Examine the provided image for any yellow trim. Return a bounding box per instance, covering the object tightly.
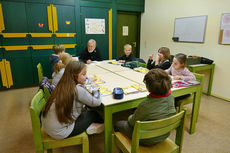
[47,5,53,32]
[55,33,76,37]
[29,33,53,37]
[0,60,8,88]
[31,45,53,50]
[5,60,13,88]
[52,5,58,32]
[3,45,28,51]
[0,4,5,33]
[62,44,77,48]
[108,9,112,60]
[1,33,27,38]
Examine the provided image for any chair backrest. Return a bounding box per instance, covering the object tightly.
[43,86,51,101]
[30,89,46,152]
[193,73,204,91]
[37,63,44,84]
[131,110,186,153]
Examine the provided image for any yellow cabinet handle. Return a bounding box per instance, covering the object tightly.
[52,5,58,33]
[5,60,13,88]
[47,4,54,33]
[0,4,5,33]
[0,59,8,88]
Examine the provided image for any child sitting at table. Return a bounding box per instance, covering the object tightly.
[49,45,65,71]
[165,53,196,81]
[114,69,176,145]
[147,47,171,70]
[117,44,136,63]
[52,52,73,86]
[165,53,196,102]
[42,61,104,140]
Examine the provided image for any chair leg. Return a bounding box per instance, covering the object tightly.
[82,135,89,153]
[47,149,53,153]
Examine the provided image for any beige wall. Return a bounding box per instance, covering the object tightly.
[140,0,230,100]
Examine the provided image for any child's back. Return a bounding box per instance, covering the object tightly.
[115,69,176,145]
[50,45,65,71]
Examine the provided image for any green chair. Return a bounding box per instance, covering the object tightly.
[30,89,89,153]
[176,73,204,113]
[37,63,44,84]
[112,110,187,153]
[43,86,50,101]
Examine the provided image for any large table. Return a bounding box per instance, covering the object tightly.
[87,61,203,153]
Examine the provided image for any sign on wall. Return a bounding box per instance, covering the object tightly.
[219,13,230,44]
[85,18,105,34]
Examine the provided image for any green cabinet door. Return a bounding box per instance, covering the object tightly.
[1,1,29,46]
[32,49,54,83]
[4,49,34,88]
[54,4,77,56]
[80,7,109,60]
[26,2,55,82]
[26,3,54,45]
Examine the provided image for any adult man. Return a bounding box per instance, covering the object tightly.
[79,39,102,64]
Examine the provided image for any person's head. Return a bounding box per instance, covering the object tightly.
[124,44,132,57]
[158,47,171,61]
[172,53,187,70]
[54,53,72,73]
[43,61,87,124]
[143,69,171,95]
[53,45,65,55]
[87,39,96,53]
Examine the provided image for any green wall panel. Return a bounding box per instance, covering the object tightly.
[65,48,77,56]
[26,3,51,33]
[55,4,76,33]
[49,0,75,6]
[4,49,34,87]
[29,37,55,45]
[1,1,28,33]
[1,37,29,46]
[32,49,53,82]
[80,0,112,2]
[80,7,109,60]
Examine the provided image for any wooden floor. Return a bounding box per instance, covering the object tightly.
[0,86,230,153]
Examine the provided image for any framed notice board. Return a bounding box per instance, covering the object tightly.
[173,15,207,43]
[219,13,230,44]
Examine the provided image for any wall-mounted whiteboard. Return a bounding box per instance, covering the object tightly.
[173,15,207,43]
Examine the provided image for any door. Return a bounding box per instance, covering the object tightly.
[80,7,109,60]
[116,12,139,58]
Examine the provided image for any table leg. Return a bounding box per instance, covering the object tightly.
[104,106,113,153]
[207,65,215,96]
[190,85,202,134]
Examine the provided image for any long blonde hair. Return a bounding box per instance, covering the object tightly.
[54,52,72,73]
[43,61,86,124]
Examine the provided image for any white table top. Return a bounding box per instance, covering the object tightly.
[86,60,184,106]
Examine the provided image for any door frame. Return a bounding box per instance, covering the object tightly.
[116,11,141,58]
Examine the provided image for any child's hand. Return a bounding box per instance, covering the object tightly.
[92,77,97,82]
[118,60,125,63]
[155,54,159,61]
[87,60,92,64]
[149,54,153,60]
[173,75,182,80]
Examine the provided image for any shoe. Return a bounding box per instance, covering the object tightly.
[86,123,104,135]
